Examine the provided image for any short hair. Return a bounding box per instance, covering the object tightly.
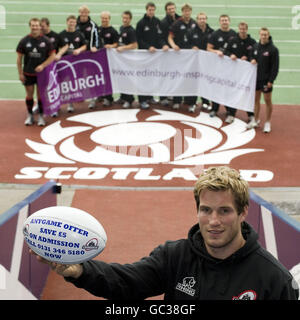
[181,3,192,11]
[219,14,230,21]
[41,17,50,26]
[101,11,111,19]
[194,166,249,215]
[29,18,40,26]
[238,21,248,29]
[165,1,176,11]
[197,12,207,19]
[67,15,77,21]
[122,10,132,20]
[260,27,270,34]
[146,2,156,9]
[79,5,90,13]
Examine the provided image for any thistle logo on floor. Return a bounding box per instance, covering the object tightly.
[15,109,274,183]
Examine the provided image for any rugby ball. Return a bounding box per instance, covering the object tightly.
[23,206,107,264]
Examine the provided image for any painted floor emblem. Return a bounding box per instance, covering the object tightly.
[24,109,263,166]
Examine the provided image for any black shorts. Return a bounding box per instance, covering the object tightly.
[256,80,273,93]
[23,74,37,86]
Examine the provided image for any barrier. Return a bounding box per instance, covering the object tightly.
[248,191,300,286]
[0,181,60,299]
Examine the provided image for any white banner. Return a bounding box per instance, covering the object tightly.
[107,49,257,112]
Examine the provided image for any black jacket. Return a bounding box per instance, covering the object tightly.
[76,16,99,50]
[66,222,298,300]
[226,34,256,61]
[251,36,279,83]
[187,23,214,50]
[160,13,181,45]
[136,14,166,49]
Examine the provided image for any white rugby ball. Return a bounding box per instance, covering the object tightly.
[23,206,107,264]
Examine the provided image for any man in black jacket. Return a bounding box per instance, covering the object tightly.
[247,27,279,133]
[207,14,237,122]
[226,22,256,124]
[136,2,169,109]
[32,166,298,300]
[159,1,180,107]
[116,11,138,109]
[88,11,119,109]
[187,12,214,111]
[168,3,197,113]
[76,5,99,51]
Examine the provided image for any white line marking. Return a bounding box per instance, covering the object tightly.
[261,206,278,259]
[10,205,28,279]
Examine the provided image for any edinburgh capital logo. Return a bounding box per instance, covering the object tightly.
[15,109,274,183]
[39,50,111,115]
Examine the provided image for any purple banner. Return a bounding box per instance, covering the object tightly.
[37,49,112,115]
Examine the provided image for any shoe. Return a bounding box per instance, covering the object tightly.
[140,101,150,110]
[51,111,58,118]
[24,114,34,126]
[67,103,74,112]
[37,114,46,126]
[246,118,260,129]
[148,98,158,105]
[225,115,235,124]
[188,104,196,113]
[88,99,96,109]
[263,121,271,133]
[202,103,212,111]
[172,103,180,110]
[122,101,131,109]
[209,111,216,117]
[103,98,112,107]
[115,98,124,104]
[160,99,169,106]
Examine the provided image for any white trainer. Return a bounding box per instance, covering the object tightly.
[88,99,96,109]
[263,121,271,133]
[246,118,260,129]
[225,115,235,124]
[67,103,74,112]
[172,103,180,110]
[188,104,196,113]
[37,114,46,126]
[24,114,34,126]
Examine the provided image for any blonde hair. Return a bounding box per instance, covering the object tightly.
[181,3,192,11]
[194,166,249,214]
[79,5,90,13]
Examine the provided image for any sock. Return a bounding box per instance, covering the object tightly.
[38,100,43,115]
[25,98,34,114]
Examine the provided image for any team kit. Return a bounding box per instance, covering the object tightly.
[16,2,279,132]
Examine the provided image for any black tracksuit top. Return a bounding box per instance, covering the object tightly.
[136,14,166,49]
[251,36,279,83]
[66,222,298,300]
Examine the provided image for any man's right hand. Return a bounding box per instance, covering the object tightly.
[30,249,83,279]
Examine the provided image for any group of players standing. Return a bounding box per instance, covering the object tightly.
[16,2,279,133]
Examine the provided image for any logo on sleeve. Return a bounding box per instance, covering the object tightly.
[232,290,257,300]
